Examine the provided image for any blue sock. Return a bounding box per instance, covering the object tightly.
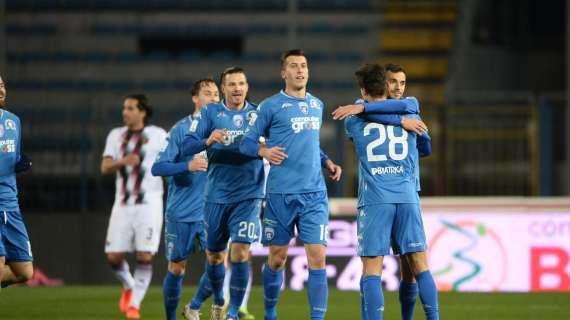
[307,268,328,320]
[190,272,212,310]
[362,275,384,320]
[263,264,283,320]
[360,277,367,320]
[399,281,418,320]
[415,271,439,320]
[228,261,249,317]
[163,271,184,320]
[206,261,225,306]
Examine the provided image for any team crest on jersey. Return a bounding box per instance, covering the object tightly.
[246,110,257,126]
[233,114,244,128]
[265,227,275,241]
[309,98,320,109]
[298,102,309,114]
[281,102,293,109]
[5,119,16,130]
[0,124,3,137]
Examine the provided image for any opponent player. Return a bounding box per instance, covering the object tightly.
[151,79,220,320]
[343,64,438,320]
[101,94,167,319]
[181,67,264,320]
[0,74,34,288]
[239,49,342,320]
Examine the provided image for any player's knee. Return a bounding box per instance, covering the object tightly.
[268,254,287,270]
[135,252,154,264]
[168,261,186,276]
[307,254,326,269]
[106,254,124,268]
[206,251,225,265]
[406,252,429,275]
[230,244,249,263]
[17,267,33,283]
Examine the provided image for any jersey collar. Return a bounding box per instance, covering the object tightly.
[221,100,250,112]
[280,90,309,101]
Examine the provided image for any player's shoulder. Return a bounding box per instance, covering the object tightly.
[306,92,324,106]
[170,115,192,132]
[145,125,167,137]
[1,109,20,121]
[246,100,258,110]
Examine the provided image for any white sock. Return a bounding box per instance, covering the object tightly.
[223,266,231,303]
[130,263,152,308]
[113,260,135,289]
[241,269,253,309]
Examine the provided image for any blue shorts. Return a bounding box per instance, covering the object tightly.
[164,219,206,262]
[0,210,33,262]
[357,203,427,257]
[204,199,262,252]
[262,191,329,246]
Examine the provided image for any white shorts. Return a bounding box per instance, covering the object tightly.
[105,200,163,254]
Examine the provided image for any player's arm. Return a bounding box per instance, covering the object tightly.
[332,97,418,120]
[417,132,432,157]
[362,97,419,114]
[100,129,140,175]
[240,101,287,164]
[14,117,31,173]
[152,126,207,177]
[181,108,226,156]
[320,149,342,181]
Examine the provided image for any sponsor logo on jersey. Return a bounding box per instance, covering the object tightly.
[298,102,309,114]
[0,139,16,153]
[371,166,404,175]
[290,116,320,133]
[5,119,16,130]
[233,114,244,128]
[217,111,226,118]
[281,102,293,109]
[0,124,3,137]
[223,129,245,146]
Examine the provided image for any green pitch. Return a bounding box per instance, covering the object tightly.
[0,286,568,319]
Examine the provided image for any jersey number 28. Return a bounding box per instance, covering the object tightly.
[363,123,408,161]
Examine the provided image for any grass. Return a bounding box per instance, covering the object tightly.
[0,286,568,319]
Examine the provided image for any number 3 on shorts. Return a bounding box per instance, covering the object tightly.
[238,221,257,239]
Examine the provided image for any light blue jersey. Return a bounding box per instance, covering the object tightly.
[243,91,326,194]
[154,114,206,222]
[0,109,21,211]
[188,101,264,203]
[345,114,420,207]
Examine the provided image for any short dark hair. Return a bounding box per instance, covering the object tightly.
[355,64,386,97]
[280,49,306,67]
[219,66,246,85]
[191,78,216,97]
[125,93,152,124]
[384,63,406,75]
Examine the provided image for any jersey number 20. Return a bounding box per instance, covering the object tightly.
[363,123,408,161]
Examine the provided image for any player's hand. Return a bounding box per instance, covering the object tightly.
[401,118,428,135]
[259,146,288,165]
[122,154,141,166]
[188,155,208,172]
[325,160,342,181]
[332,104,365,120]
[206,129,227,146]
